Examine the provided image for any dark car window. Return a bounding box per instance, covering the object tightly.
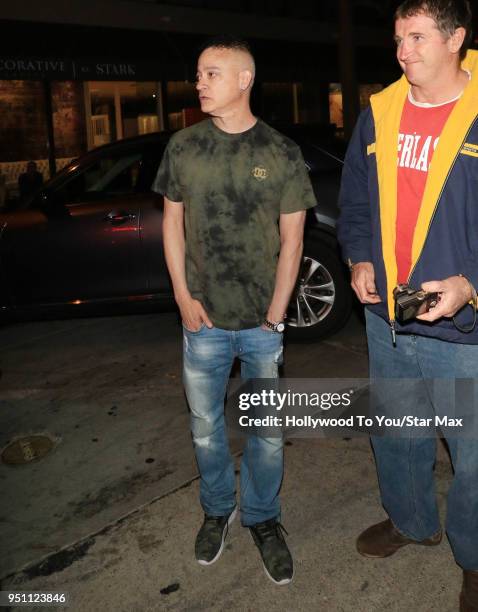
[138,146,165,192]
[310,144,344,171]
[52,152,143,204]
[270,122,345,173]
[300,141,344,173]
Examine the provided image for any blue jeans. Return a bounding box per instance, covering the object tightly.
[182,324,284,527]
[366,309,478,569]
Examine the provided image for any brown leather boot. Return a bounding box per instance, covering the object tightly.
[356,519,442,558]
[460,570,478,611]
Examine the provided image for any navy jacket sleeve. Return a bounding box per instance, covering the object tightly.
[337,107,374,265]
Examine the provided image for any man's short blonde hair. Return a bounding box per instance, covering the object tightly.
[198,35,255,78]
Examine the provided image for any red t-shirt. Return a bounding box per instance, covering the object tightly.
[396,96,457,283]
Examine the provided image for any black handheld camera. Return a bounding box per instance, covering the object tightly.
[393,284,439,323]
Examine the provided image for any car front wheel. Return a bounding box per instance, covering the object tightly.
[285,238,352,341]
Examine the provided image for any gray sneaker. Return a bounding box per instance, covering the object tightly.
[195,507,237,565]
[249,519,293,585]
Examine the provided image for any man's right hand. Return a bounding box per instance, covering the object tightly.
[351,262,382,304]
[177,294,213,331]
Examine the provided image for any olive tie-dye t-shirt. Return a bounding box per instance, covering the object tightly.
[153,118,316,330]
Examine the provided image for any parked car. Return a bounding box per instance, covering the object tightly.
[0,125,351,341]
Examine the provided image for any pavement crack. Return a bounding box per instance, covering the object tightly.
[12,538,96,582]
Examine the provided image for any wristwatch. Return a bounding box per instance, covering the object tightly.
[347,258,355,272]
[263,319,285,333]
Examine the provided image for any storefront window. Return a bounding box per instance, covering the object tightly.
[329,83,384,129]
[85,81,162,149]
[121,82,159,137]
[1,80,45,204]
[167,81,204,129]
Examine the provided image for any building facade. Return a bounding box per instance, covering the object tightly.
[1,0,440,199]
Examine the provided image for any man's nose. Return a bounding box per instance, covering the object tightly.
[196,77,206,91]
[397,41,412,61]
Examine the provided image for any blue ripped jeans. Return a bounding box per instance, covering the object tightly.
[366,309,478,570]
[183,324,284,526]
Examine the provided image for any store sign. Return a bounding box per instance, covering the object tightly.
[0,57,73,79]
[78,62,138,79]
[0,56,165,81]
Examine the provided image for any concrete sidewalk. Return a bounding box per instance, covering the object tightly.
[0,311,462,611]
[3,436,458,612]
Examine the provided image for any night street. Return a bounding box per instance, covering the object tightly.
[2,0,478,609]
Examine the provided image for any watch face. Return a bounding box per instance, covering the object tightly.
[276,322,285,333]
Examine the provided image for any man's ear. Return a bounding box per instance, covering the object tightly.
[448,26,466,54]
[239,69,253,91]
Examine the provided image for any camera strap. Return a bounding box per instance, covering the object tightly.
[453,274,477,333]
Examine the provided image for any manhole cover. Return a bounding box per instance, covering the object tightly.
[1,435,56,465]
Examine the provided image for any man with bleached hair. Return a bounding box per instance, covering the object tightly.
[154,35,316,585]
